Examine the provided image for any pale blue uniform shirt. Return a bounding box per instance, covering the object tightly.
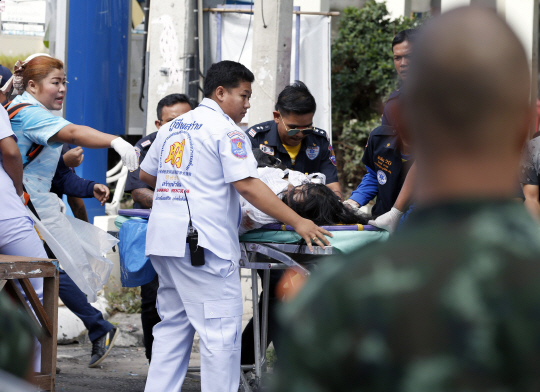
[141,98,259,262]
[8,92,71,196]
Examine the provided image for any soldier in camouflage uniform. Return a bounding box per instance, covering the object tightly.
[0,291,36,380]
[273,7,540,392]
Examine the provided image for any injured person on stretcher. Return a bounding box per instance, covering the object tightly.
[239,163,371,235]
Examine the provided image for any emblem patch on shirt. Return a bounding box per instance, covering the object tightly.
[231,138,247,159]
[134,146,141,159]
[377,170,387,185]
[248,129,256,137]
[306,146,319,160]
[141,140,152,148]
[329,146,336,166]
[259,144,274,156]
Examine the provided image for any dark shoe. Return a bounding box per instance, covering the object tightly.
[88,328,119,368]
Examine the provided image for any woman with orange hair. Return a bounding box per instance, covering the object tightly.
[4,53,137,368]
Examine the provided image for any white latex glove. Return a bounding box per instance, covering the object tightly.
[368,207,403,234]
[343,199,360,208]
[110,137,139,171]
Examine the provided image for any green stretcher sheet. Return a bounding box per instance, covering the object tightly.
[115,216,389,254]
[239,229,389,254]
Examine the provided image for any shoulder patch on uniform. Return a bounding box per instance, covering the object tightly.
[134,146,141,159]
[248,129,257,137]
[329,145,336,166]
[227,130,245,139]
[141,140,151,148]
[377,170,387,185]
[231,138,248,159]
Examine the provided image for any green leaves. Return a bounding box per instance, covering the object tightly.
[332,0,422,190]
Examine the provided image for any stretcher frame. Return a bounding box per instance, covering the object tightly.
[187,241,336,392]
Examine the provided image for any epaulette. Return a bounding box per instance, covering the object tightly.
[312,127,330,141]
[370,125,397,136]
[247,122,272,138]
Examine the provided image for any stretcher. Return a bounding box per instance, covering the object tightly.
[116,210,389,391]
[233,227,388,391]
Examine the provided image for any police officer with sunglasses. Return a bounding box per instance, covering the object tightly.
[246,81,341,199]
[242,81,341,367]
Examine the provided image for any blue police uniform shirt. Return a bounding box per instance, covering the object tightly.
[381,89,401,127]
[51,144,96,199]
[360,125,412,218]
[125,132,157,209]
[246,120,338,184]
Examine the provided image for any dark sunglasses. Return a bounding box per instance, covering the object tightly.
[279,113,314,136]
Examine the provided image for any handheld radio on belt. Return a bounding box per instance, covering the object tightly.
[184,193,205,266]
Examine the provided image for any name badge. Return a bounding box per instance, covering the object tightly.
[259,144,274,156]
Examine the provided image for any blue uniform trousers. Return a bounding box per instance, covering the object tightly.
[58,269,113,342]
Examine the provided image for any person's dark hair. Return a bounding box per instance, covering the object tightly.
[281,183,370,225]
[392,29,417,49]
[156,93,195,121]
[275,81,316,116]
[203,60,254,98]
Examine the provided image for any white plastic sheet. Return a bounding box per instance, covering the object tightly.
[28,192,117,303]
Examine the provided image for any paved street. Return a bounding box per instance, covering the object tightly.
[56,343,202,391]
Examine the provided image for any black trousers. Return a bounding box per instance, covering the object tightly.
[241,268,284,365]
[140,275,160,361]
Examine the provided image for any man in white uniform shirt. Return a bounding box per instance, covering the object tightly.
[140,60,331,392]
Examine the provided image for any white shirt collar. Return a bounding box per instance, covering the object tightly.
[199,97,232,123]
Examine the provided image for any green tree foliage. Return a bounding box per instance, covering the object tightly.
[332,1,421,190]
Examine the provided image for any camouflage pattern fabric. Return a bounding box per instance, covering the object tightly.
[273,200,540,392]
[0,291,37,379]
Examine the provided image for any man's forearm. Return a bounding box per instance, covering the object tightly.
[3,154,23,195]
[132,188,154,209]
[326,182,342,200]
[0,137,24,195]
[68,196,89,222]
[524,198,540,221]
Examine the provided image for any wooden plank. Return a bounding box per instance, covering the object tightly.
[19,278,53,337]
[0,254,54,263]
[40,272,58,391]
[4,280,42,332]
[0,261,57,280]
[33,374,54,391]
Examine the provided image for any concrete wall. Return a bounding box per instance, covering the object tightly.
[145,0,192,134]
[0,34,48,57]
